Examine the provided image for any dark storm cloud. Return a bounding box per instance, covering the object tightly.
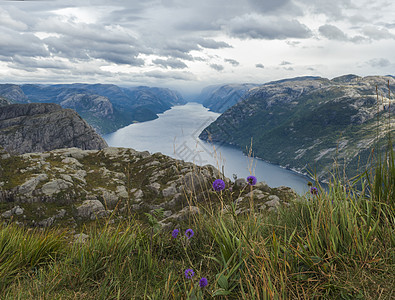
[224,59,239,66]
[227,14,312,39]
[319,24,348,41]
[255,63,265,68]
[210,64,224,71]
[152,58,188,69]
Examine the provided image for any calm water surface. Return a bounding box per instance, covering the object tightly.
[103,103,310,194]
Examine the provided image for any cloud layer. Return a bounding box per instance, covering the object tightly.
[0,0,394,92]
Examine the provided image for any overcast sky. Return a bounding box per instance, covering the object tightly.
[0,0,394,95]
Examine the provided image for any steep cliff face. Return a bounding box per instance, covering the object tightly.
[198,83,259,113]
[0,103,108,154]
[0,96,11,107]
[200,75,394,180]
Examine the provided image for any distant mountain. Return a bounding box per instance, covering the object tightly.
[197,83,259,113]
[0,103,107,154]
[199,75,394,181]
[0,84,186,134]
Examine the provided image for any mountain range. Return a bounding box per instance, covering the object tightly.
[199,75,394,181]
[0,84,185,134]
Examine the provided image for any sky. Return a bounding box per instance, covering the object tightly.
[0,0,394,96]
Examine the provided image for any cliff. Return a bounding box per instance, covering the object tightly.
[0,103,108,154]
[199,75,395,181]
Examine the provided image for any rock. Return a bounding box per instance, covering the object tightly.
[266,195,281,208]
[162,185,177,197]
[255,181,271,192]
[13,206,24,215]
[1,209,13,218]
[38,216,55,227]
[61,157,83,168]
[169,206,200,222]
[116,185,128,198]
[76,200,106,219]
[0,103,108,155]
[163,210,173,218]
[18,174,48,195]
[149,182,161,194]
[134,189,143,199]
[102,190,119,207]
[235,178,247,187]
[41,179,73,196]
[74,233,89,244]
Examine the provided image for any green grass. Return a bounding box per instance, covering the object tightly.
[0,150,393,299]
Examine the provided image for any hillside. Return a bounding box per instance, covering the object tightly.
[0,103,107,154]
[199,75,395,181]
[198,83,259,113]
[0,84,186,134]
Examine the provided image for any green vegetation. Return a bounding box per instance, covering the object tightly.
[0,140,393,299]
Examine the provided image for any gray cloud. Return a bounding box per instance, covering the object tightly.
[224,59,239,66]
[144,70,196,81]
[367,58,391,68]
[197,39,232,49]
[255,63,265,68]
[362,26,395,40]
[227,14,312,39]
[319,24,348,41]
[280,61,292,65]
[210,64,224,71]
[152,58,188,69]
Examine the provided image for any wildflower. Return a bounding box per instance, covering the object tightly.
[310,187,318,195]
[213,179,225,191]
[185,228,194,239]
[171,229,179,239]
[247,175,257,186]
[185,268,195,279]
[199,277,208,288]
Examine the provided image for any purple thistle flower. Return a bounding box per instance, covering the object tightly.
[247,175,257,186]
[310,187,318,195]
[199,277,208,288]
[212,179,225,191]
[171,229,179,239]
[185,228,194,239]
[184,268,195,279]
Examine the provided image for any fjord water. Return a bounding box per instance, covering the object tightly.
[103,102,309,194]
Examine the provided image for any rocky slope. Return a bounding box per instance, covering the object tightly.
[0,103,108,154]
[200,75,395,181]
[198,83,259,113]
[0,147,296,231]
[0,84,186,134]
[0,96,11,107]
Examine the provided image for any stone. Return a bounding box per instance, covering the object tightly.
[1,209,12,218]
[12,206,24,215]
[74,233,89,244]
[41,179,73,196]
[61,157,83,168]
[116,185,128,198]
[149,182,161,194]
[76,200,106,219]
[38,216,55,227]
[162,185,177,197]
[18,174,48,195]
[266,195,281,208]
[235,178,246,187]
[170,206,200,222]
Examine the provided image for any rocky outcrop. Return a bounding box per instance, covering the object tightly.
[0,103,108,154]
[0,84,28,103]
[200,75,395,181]
[0,146,297,230]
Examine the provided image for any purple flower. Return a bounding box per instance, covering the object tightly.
[171,229,179,239]
[199,277,208,288]
[310,187,318,195]
[185,268,195,279]
[185,229,194,239]
[213,179,225,191]
[247,175,257,186]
